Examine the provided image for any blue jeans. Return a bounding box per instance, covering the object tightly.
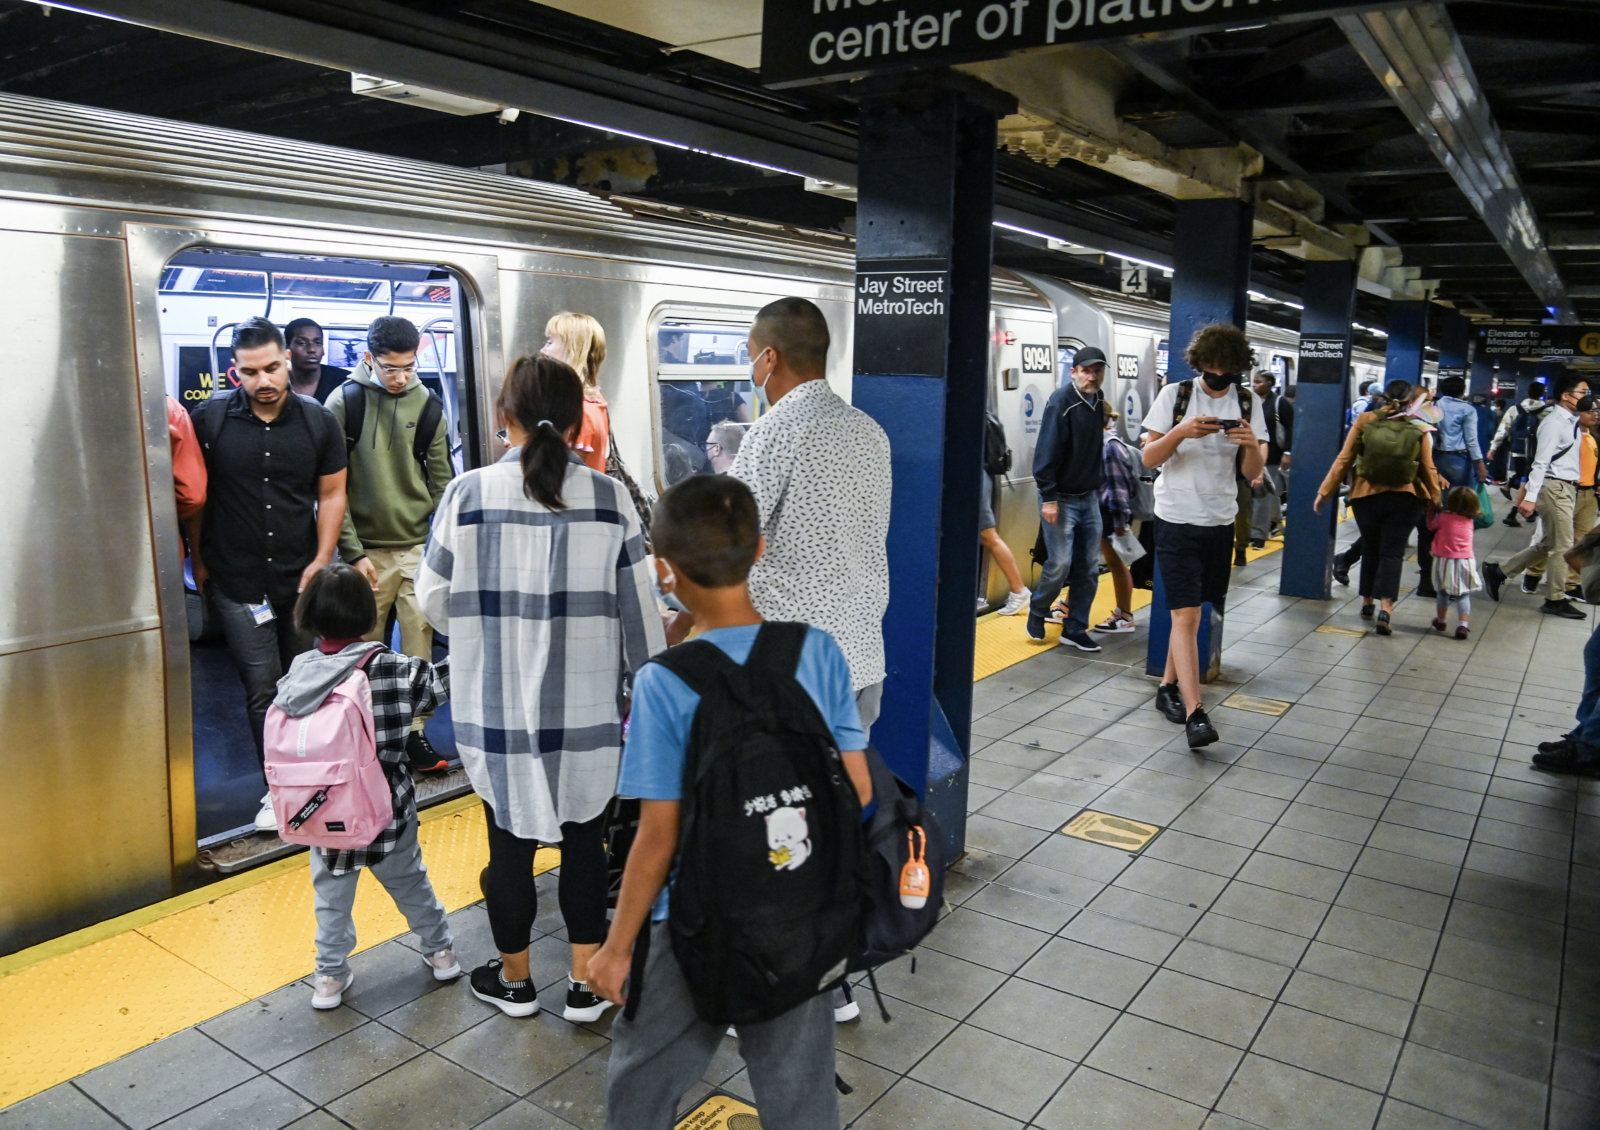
[1029,494,1102,633]
[1573,626,1600,755]
[1434,451,1474,491]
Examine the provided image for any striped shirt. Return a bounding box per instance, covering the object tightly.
[416,455,665,842]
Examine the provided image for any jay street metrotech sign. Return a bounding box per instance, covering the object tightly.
[760,0,1405,86]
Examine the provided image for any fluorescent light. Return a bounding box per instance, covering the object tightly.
[1118,253,1168,272]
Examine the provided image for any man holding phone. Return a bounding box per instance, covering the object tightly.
[1141,324,1267,749]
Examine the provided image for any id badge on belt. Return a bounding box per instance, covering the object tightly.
[248,599,276,626]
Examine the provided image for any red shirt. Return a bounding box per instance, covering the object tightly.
[574,393,610,473]
[166,396,207,522]
[1427,509,1475,559]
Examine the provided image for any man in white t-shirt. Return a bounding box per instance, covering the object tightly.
[1141,324,1268,749]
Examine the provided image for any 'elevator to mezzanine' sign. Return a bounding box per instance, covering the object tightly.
[761,0,1391,86]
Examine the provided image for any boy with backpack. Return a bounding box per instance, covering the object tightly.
[266,563,459,1010]
[587,475,873,1130]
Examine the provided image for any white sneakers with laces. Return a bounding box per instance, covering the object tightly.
[1092,610,1136,634]
[255,794,278,833]
[997,590,1029,616]
[310,970,353,1010]
[423,948,462,982]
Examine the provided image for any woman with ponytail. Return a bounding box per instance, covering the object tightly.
[417,354,665,1022]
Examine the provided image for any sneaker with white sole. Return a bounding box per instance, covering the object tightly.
[1092,610,1135,633]
[1047,599,1070,623]
[422,948,462,982]
[310,970,353,1010]
[834,983,860,1022]
[998,590,1030,616]
[1059,629,1102,652]
[255,795,278,833]
[470,959,540,1017]
[563,977,613,1022]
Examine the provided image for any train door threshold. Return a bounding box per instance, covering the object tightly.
[196,766,474,874]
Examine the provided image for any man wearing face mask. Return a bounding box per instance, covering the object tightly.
[1026,347,1109,651]
[1141,325,1268,749]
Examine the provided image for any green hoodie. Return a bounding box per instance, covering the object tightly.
[328,360,454,562]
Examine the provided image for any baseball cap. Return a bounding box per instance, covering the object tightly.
[1073,346,1107,367]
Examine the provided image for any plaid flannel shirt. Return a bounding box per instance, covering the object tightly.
[319,650,449,876]
[1100,436,1139,530]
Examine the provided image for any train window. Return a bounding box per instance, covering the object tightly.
[269,273,383,302]
[1057,340,1085,389]
[187,268,268,295]
[652,317,758,489]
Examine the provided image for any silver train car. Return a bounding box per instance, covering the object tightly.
[0,91,1374,953]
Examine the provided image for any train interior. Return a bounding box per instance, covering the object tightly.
[157,248,475,852]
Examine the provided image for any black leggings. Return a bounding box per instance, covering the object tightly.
[482,802,609,953]
[1351,492,1422,602]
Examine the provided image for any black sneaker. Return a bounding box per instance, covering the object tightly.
[1234,548,1249,568]
[1521,574,1541,596]
[1541,599,1586,620]
[563,977,612,1023]
[1483,563,1506,602]
[1059,628,1102,653]
[1568,585,1588,604]
[1154,683,1186,724]
[1538,736,1575,754]
[1250,538,1265,550]
[1503,513,1522,528]
[1375,610,1392,636]
[1332,556,1351,587]
[1531,747,1600,777]
[406,730,449,772]
[1185,708,1219,750]
[1499,484,1515,501]
[470,960,539,1017]
[1025,615,1047,643]
[1360,603,1376,620]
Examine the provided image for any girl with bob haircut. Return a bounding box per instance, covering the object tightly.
[1428,485,1482,639]
[417,354,665,1024]
[542,312,611,473]
[274,563,457,1011]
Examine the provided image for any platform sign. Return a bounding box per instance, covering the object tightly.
[853,257,951,376]
[1474,325,1600,360]
[1120,265,1150,295]
[1298,334,1348,385]
[761,0,1395,86]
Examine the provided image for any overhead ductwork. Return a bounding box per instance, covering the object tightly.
[1337,5,1576,323]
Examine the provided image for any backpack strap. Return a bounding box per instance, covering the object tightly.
[1239,386,1254,423]
[193,395,227,461]
[340,381,365,453]
[414,392,444,469]
[745,622,809,681]
[649,638,742,699]
[1171,379,1193,429]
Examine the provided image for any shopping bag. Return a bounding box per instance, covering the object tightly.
[1110,527,1146,566]
[1473,482,1496,530]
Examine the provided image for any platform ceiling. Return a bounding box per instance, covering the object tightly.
[2,0,1596,334]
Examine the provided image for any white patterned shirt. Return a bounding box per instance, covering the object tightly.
[729,378,892,691]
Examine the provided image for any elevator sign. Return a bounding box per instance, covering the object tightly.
[854,258,952,375]
[761,0,1389,86]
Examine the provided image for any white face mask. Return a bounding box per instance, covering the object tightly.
[750,347,772,408]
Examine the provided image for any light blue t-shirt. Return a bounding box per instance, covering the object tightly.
[618,623,867,921]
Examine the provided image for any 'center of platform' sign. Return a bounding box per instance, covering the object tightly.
[761,0,1390,85]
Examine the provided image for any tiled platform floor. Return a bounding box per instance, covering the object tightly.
[5,516,1597,1130]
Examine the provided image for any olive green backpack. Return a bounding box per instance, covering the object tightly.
[1356,416,1422,487]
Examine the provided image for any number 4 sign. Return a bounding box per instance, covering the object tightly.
[1120,265,1149,295]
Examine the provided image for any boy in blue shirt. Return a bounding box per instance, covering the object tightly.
[587,475,872,1130]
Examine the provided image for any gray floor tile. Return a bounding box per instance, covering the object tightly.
[1335,875,1452,931]
[1277,802,1377,844]
[325,1050,517,1130]
[1547,1088,1597,1130]
[1217,1054,1383,1130]
[1352,847,1462,897]
[1086,1014,1244,1106]
[909,1024,1073,1121]
[1211,880,1331,938]
[1317,907,1441,970]
[1060,909,1183,964]
[964,813,1053,858]
[952,848,1021,882]
[851,1078,1022,1130]
[1280,970,1415,1038]
[1172,808,1273,849]
[1188,912,1311,968]
[1474,816,1574,860]
[1298,942,1427,1001]
[1296,782,1390,818]
[970,759,1034,789]
[1387,1044,1548,1130]
[199,985,368,1071]
[1234,853,1347,903]
[1009,770,1109,808]
[1419,972,1558,1031]
[269,1021,425,1106]
[979,791,1082,831]
[960,882,1080,933]
[1024,833,1138,883]
[1033,1067,1208,1130]
[1084,786,1191,826]
[1115,856,1230,907]
[471,1101,584,1130]
[833,996,959,1073]
[76,1029,258,1130]
[1374,1099,1480,1130]
[1163,939,1294,999]
[1143,830,1252,878]
[1017,937,1157,1009]
[1251,1004,1402,1091]
[1365,824,1471,868]
[1430,933,1563,1005]
[994,860,1104,906]
[1378,800,1478,840]
[151,1075,311,1130]
[434,1011,606,1096]
[0,1084,122,1130]
[1406,1005,1553,1082]
[1129,968,1273,1048]
[966,978,1117,1061]
[920,907,1051,973]
[1443,899,1565,957]
[1087,886,1204,936]
[868,947,1006,1020]
[1552,1044,1600,1098]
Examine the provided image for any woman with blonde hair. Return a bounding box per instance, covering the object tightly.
[542,312,611,472]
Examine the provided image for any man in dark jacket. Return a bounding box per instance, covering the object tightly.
[1026,346,1108,651]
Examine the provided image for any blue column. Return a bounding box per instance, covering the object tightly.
[1146,198,1252,680]
[1436,307,1469,381]
[1469,350,1494,398]
[1385,301,1427,386]
[851,89,997,859]
[1281,260,1358,599]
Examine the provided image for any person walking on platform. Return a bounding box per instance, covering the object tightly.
[285,317,350,403]
[1315,379,1443,636]
[1484,374,1593,619]
[1092,405,1140,634]
[1141,325,1267,749]
[1026,346,1109,652]
[329,316,455,771]
[1427,487,1483,640]
[980,466,1030,616]
[1487,380,1549,527]
[542,311,612,473]
[1248,370,1293,549]
[1432,376,1488,492]
[275,564,459,1011]
[1519,396,1598,600]
[1531,528,1600,776]
[417,355,665,1022]
[190,316,348,833]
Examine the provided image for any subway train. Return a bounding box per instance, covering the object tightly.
[0,90,1387,954]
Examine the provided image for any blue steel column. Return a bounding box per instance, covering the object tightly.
[1469,350,1494,398]
[852,90,997,858]
[1281,260,1358,599]
[1145,198,1252,680]
[1385,301,1427,385]
[1437,307,1469,379]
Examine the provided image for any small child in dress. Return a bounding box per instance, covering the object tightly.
[1427,486,1482,640]
[273,563,460,1010]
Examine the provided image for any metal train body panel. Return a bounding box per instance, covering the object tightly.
[0,91,1377,951]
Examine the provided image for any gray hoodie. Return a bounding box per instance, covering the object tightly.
[273,642,384,718]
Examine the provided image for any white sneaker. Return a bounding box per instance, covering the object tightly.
[998,590,1030,616]
[311,971,353,1010]
[834,984,860,1022]
[422,948,462,982]
[1092,610,1136,634]
[254,796,278,833]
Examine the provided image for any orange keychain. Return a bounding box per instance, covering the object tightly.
[899,826,931,909]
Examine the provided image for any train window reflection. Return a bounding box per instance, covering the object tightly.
[269,274,383,302]
[653,318,757,489]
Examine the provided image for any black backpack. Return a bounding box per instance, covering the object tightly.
[651,622,868,1025]
[340,380,445,474]
[850,747,945,973]
[1510,402,1551,466]
[983,411,1012,477]
[192,389,334,462]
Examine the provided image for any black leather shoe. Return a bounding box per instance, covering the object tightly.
[1483,563,1506,602]
[1416,580,1438,599]
[1537,736,1575,754]
[1186,708,1219,750]
[1503,513,1522,528]
[1332,557,1351,586]
[1531,747,1600,777]
[1234,548,1249,568]
[1541,599,1586,620]
[1360,603,1375,620]
[1375,610,1393,636]
[1155,683,1186,724]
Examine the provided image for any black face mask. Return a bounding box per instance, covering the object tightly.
[1202,371,1239,392]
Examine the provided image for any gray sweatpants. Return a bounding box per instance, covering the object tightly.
[605,921,839,1130]
[308,819,452,980]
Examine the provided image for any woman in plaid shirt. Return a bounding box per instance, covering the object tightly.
[418,355,666,1022]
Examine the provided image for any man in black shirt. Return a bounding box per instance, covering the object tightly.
[1027,346,1108,652]
[1247,370,1294,548]
[193,316,348,831]
[287,317,351,403]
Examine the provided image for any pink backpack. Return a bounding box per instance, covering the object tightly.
[264,648,393,849]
